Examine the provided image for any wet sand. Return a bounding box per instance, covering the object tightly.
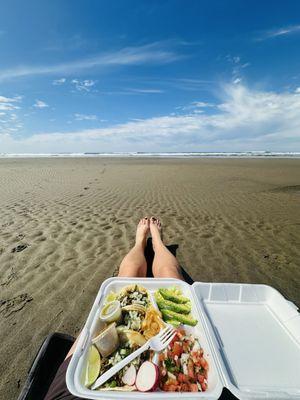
[0,157,299,399]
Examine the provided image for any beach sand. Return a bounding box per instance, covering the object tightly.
[0,157,299,399]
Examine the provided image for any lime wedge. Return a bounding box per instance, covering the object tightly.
[85,345,101,387]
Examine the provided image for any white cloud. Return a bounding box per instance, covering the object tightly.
[0,95,21,111]
[74,113,97,121]
[33,100,49,108]
[178,101,214,113]
[0,42,181,81]
[127,88,164,94]
[0,95,17,103]
[71,79,96,92]
[0,96,22,134]
[1,83,300,152]
[257,25,300,41]
[191,101,214,108]
[52,78,66,85]
[295,87,300,94]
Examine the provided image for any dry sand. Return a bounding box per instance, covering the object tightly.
[0,157,299,399]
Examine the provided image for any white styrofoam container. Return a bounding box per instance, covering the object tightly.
[192,282,300,399]
[66,278,300,399]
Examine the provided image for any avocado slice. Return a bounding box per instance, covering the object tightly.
[164,318,181,327]
[159,288,190,304]
[154,292,191,314]
[161,309,198,327]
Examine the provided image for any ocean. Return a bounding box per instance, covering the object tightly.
[0,152,300,158]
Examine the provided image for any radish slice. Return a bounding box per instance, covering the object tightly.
[136,361,159,392]
[122,364,136,386]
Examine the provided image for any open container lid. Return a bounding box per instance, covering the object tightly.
[191,282,300,400]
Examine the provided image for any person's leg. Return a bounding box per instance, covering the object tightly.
[118,217,149,278]
[64,218,149,361]
[150,217,183,280]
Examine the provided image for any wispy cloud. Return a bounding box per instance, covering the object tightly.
[176,101,214,113]
[0,95,21,111]
[0,42,182,81]
[33,99,49,108]
[191,101,214,108]
[256,25,300,41]
[71,79,96,92]
[0,95,22,134]
[225,55,250,83]
[2,83,300,152]
[145,78,214,92]
[74,113,97,121]
[52,78,66,85]
[127,88,164,94]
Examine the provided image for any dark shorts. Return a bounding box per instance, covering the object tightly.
[44,357,81,400]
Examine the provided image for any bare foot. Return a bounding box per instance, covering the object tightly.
[150,217,163,250]
[136,217,150,247]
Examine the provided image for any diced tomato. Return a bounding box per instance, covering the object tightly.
[201,382,207,391]
[180,383,190,392]
[172,342,183,357]
[200,357,209,370]
[178,373,188,383]
[176,327,185,338]
[170,333,180,345]
[163,384,179,392]
[189,383,199,392]
[197,373,205,383]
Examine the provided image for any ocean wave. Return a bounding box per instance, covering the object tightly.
[0,152,300,158]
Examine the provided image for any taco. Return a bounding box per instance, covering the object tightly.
[121,304,146,313]
[117,284,150,308]
[116,326,147,346]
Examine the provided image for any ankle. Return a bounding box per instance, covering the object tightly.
[135,238,146,248]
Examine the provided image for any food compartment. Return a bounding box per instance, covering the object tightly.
[67,278,223,399]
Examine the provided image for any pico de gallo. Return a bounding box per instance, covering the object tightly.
[159,327,209,392]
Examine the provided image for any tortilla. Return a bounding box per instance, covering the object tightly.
[122,304,146,313]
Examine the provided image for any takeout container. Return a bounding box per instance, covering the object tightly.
[66,278,300,399]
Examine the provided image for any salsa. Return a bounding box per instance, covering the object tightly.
[159,327,209,392]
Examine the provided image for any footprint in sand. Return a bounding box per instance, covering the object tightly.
[11,243,29,253]
[0,269,18,287]
[0,293,33,318]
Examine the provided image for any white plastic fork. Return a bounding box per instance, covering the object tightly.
[91,325,175,390]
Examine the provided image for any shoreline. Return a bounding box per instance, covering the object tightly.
[1,152,300,159]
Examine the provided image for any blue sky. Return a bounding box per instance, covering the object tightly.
[0,0,300,152]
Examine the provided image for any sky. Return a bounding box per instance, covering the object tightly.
[0,0,300,153]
